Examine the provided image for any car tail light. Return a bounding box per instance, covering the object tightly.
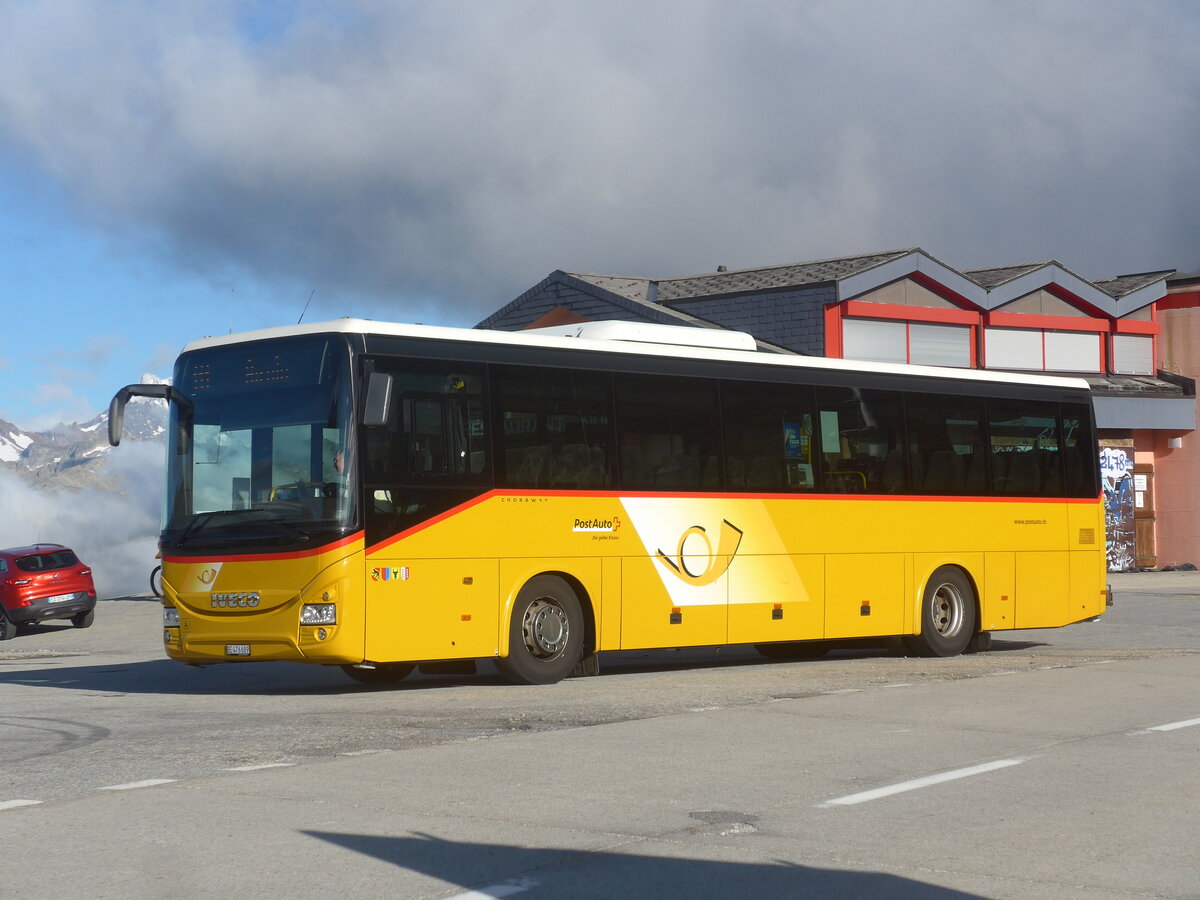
[79,568,92,576]
[6,578,31,586]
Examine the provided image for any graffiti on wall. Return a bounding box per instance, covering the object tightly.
[1100,446,1135,572]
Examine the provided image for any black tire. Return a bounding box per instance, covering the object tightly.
[151,566,163,599]
[907,566,977,658]
[71,609,95,628]
[341,663,415,685]
[496,575,584,685]
[755,640,830,660]
[0,610,16,641]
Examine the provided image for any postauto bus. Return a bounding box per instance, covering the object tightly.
[109,318,1107,685]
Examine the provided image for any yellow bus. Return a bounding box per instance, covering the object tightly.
[109,318,1106,685]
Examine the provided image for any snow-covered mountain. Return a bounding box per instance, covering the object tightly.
[0,376,168,490]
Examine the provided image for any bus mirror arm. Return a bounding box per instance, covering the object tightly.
[108,384,195,447]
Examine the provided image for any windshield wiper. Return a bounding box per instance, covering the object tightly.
[173,508,304,548]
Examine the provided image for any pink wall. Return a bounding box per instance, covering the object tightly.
[1153,306,1200,566]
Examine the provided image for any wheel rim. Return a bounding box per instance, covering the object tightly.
[522,598,569,659]
[931,582,966,638]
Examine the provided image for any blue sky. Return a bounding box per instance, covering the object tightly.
[1,0,1198,431]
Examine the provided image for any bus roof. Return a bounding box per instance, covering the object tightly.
[181,318,1093,393]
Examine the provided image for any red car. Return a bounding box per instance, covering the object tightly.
[0,544,97,639]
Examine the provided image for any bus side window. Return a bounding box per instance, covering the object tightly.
[721,380,817,492]
[988,399,1063,497]
[614,374,720,491]
[906,394,986,495]
[1062,404,1099,497]
[493,366,614,489]
[816,387,906,494]
[361,360,488,484]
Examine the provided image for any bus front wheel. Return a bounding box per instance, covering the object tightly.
[497,575,584,685]
[907,566,976,658]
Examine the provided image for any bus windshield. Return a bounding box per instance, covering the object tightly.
[163,335,357,552]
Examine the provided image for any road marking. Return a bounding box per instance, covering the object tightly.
[822,689,864,695]
[445,878,539,899]
[99,779,177,791]
[882,683,914,688]
[819,758,1026,808]
[1135,716,1200,734]
[223,763,296,772]
[0,799,42,810]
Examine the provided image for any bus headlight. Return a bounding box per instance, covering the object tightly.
[300,603,337,625]
[163,607,180,627]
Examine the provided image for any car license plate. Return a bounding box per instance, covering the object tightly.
[225,644,251,657]
[46,593,75,604]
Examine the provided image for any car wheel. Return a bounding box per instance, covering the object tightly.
[496,575,584,685]
[0,610,15,640]
[71,609,95,629]
[340,663,415,685]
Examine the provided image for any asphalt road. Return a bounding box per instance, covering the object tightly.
[1,572,1198,898]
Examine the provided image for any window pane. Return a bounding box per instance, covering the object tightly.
[906,394,987,494]
[722,381,818,492]
[816,387,906,493]
[1045,331,1101,373]
[615,375,720,490]
[989,399,1063,497]
[493,367,614,489]
[843,318,907,364]
[909,323,971,368]
[1113,334,1154,375]
[1062,403,1099,498]
[361,360,488,483]
[985,328,1043,370]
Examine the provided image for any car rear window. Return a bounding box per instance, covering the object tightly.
[14,550,80,572]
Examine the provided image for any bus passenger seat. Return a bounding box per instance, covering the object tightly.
[1005,451,1041,495]
[882,449,905,492]
[749,457,782,489]
[922,449,963,492]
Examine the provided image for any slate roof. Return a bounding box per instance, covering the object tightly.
[559,273,653,303]
[566,249,917,304]
[1093,270,1176,299]
[963,263,1053,288]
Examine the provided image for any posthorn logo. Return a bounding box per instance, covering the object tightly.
[656,520,744,586]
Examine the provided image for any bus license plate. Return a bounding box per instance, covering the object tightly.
[46,593,75,604]
[225,644,251,657]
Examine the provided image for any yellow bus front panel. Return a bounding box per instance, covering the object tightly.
[163,538,366,664]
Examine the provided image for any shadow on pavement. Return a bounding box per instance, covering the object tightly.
[304,830,985,899]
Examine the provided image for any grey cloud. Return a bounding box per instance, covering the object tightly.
[1,0,1198,323]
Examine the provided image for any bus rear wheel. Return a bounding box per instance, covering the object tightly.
[341,663,414,685]
[497,575,584,685]
[907,566,976,658]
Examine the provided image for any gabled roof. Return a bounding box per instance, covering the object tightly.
[964,263,1054,289]
[560,272,654,303]
[654,250,916,301]
[1093,270,1175,299]
[565,249,919,302]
